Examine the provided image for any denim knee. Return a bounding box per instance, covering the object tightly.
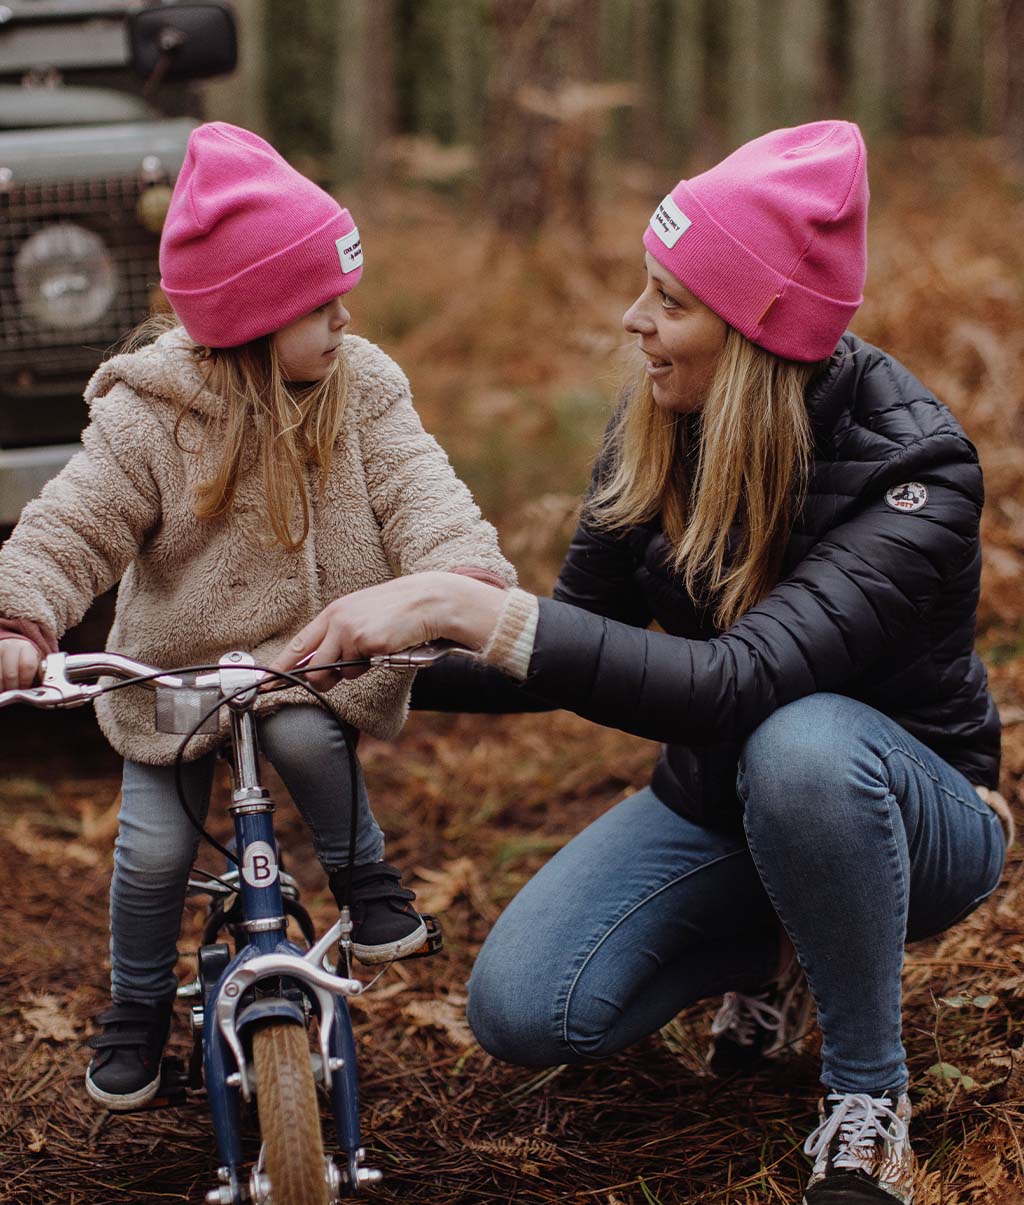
[738,693,883,832]
[467,954,568,1068]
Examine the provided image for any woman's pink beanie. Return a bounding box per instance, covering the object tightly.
[159,122,363,348]
[643,120,868,362]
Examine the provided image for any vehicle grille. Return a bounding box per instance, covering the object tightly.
[0,174,162,377]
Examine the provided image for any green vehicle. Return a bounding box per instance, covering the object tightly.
[0,0,236,528]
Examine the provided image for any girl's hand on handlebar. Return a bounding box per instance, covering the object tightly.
[0,637,43,691]
[269,572,507,691]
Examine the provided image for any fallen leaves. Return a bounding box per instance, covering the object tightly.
[21,993,80,1042]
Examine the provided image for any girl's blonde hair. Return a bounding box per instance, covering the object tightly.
[124,314,349,551]
[588,327,826,630]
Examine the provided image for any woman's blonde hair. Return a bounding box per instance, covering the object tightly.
[588,327,826,630]
[124,314,349,551]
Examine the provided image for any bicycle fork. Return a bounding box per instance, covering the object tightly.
[201,656,380,1203]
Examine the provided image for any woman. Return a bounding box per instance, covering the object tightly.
[272,121,1007,1204]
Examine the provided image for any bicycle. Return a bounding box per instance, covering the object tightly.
[0,641,472,1204]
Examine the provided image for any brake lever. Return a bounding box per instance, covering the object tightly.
[38,652,106,707]
[257,640,479,691]
[369,639,479,668]
[0,684,69,710]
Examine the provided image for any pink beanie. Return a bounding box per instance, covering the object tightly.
[642,121,868,362]
[159,122,363,348]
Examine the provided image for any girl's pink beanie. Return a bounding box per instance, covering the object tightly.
[643,120,868,362]
[159,122,363,348]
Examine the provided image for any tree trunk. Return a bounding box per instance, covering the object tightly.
[480,0,600,235]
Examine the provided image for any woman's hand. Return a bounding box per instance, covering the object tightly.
[0,638,42,692]
[268,571,508,690]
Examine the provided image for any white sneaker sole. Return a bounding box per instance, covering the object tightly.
[352,918,428,965]
[85,1066,162,1111]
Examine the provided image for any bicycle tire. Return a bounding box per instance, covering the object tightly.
[252,1020,330,1205]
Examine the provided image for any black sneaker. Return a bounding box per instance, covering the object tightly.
[85,1000,173,1111]
[803,1090,915,1203]
[330,862,428,965]
[707,956,813,1076]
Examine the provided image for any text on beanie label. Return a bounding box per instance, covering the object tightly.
[337,230,363,273]
[650,194,692,248]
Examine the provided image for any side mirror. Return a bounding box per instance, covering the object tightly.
[127,2,238,85]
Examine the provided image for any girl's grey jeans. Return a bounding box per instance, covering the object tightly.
[466,693,1006,1094]
[109,704,384,1004]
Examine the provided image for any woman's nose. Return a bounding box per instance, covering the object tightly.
[622,295,653,335]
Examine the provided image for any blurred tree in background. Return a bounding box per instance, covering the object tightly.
[204,0,1023,226]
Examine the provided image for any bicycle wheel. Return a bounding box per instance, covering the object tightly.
[252,1020,329,1205]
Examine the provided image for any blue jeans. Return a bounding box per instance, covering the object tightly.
[110,705,384,1005]
[467,694,1005,1094]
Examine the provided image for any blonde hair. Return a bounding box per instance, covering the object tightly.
[588,327,826,629]
[123,314,349,551]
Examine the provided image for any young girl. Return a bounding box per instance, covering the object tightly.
[273,121,1008,1205]
[0,122,515,1110]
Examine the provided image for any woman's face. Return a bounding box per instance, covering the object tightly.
[622,253,727,413]
[271,295,351,383]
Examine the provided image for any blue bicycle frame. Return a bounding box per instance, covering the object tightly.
[187,652,377,1205]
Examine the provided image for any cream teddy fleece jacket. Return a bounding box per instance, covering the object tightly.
[0,328,515,762]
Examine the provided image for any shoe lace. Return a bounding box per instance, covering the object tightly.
[803,1092,907,1169]
[710,990,784,1047]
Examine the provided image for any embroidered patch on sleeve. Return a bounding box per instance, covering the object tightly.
[885,482,928,512]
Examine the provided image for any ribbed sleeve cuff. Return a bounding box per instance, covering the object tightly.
[480,587,539,680]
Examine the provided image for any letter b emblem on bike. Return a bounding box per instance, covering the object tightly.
[242,841,279,887]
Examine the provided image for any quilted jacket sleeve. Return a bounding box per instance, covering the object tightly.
[0,386,163,643]
[511,431,982,745]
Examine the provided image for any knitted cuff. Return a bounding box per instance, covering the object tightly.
[480,588,539,681]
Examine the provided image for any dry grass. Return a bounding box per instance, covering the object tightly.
[2,135,1024,1203]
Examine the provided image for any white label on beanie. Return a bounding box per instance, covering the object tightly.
[337,229,363,273]
[650,195,691,248]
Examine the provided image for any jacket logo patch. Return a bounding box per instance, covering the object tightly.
[885,482,927,512]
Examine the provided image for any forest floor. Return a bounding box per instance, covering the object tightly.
[2,136,1024,1204]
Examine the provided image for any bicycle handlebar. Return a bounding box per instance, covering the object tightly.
[0,640,478,711]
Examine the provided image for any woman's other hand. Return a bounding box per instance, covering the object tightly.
[269,571,509,690]
[0,637,42,692]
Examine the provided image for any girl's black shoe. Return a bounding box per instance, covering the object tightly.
[85,1000,173,1110]
[330,861,427,965]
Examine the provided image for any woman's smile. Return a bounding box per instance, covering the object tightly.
[622,252,727,412]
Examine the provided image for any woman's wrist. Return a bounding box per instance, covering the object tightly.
[434,572,508,649]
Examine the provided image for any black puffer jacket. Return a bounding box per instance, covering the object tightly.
[414,335,1000,831]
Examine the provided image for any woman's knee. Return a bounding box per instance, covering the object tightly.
[467,955,570,1067]
[738,694,881,828]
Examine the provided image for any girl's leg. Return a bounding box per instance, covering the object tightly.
[468,786,781,1068]
[110,755,216,1005]
[738,693,1006,1095]
[258,705,384,869]
[259,706,423,963]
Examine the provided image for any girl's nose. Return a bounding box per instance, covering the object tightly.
[622,294,654,335]
[330,300,350,329]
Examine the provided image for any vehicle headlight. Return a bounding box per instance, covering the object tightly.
[14,223,118,329]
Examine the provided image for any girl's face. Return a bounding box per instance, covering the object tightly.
[271,296,351,383]
[622,253,727,413]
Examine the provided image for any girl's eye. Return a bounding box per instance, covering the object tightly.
[658,289,679,310]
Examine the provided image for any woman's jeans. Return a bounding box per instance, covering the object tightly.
[467,694,1006,1094]
[110,705,384,1005]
